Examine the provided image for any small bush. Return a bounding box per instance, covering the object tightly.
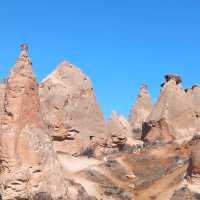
[80,146,95,158]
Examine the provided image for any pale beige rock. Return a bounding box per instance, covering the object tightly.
[129,84,153,139]
[89,112,143,158]
[39,61,107,155]
[147,75,200,140]
[108,111,131,137]
[107,111,142,146]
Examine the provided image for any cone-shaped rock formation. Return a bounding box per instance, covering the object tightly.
[129,84,153,139]
[146,74,200,141]
[39,61,107,155]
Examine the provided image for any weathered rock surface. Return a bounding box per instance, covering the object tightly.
[142,118,175,144]
[0,45,91,200]
[147,74,200,141]
[107,112,130,147]
[1,45,200,200]
[39,61,107,155]
[170,186,200,200]
[0,83,5,118]
[129,84,153,139]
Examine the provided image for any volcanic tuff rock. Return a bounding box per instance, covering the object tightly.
[107,111,143,148]
[147,74,200,141]
[129,84,153,139]
[1,44,200,200]
[142,118,175,144]
[39,61,107,155]
[0,45,90,200]
[108,111,131,138]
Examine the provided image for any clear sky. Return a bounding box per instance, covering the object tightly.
[0,0,199,118]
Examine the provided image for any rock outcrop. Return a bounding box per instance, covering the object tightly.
[39,61,107,155]
[142,118,175,144]
[129,84,153,139]
[0,44,72,199]
[146,74,200,141]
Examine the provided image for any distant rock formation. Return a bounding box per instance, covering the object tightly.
[108,111,131,137]
[146,74,200,142]
[39,61,107,155]
[129,84,153,139]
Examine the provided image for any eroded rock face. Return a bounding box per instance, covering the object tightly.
[129,84,153,139]
[88,112,144,158]
[147,75,200,141]
[108,111,131,138]
[142,118,175,144]
[0,45,68,199]
[39,61,107,155]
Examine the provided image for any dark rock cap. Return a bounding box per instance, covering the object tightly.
[164,74,182,85]
[192,84,200,90]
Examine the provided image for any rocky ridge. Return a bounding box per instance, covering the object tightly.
[0,45,199,200]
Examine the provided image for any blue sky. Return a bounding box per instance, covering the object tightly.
[0,0,200,118]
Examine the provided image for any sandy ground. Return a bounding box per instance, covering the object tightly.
[57,153,101,174]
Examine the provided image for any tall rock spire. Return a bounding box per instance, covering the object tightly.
[128,84,153,139]
[17,43,31,64]
[0,44,69,199]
